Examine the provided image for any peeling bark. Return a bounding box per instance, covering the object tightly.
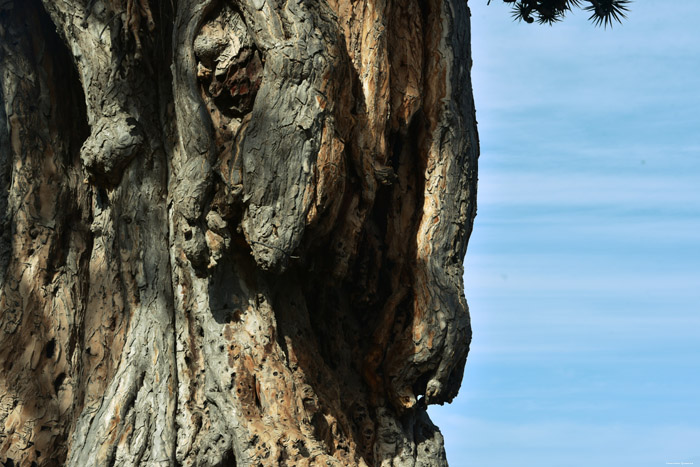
[0,0,478,464]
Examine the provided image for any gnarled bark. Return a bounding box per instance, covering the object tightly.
[0,0,478,464]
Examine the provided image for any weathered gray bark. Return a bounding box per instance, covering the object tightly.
[0,0,478,464]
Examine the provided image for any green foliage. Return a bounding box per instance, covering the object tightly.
[488,0,630,27]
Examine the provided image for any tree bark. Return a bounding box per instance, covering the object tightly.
[0,0,478,464]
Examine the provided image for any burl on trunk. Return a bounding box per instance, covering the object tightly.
[0,0,478,464]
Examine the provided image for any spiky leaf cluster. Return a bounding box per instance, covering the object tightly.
[490,0,630,27]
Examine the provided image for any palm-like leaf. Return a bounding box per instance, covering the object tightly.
[511,2,535,23]
[583,0,631,27]
[494,0,631,27]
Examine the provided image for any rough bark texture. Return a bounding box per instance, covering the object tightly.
[0,0,478,464]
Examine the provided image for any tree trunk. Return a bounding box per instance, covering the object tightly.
[0,0,478,464]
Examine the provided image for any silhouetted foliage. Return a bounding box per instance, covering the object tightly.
[489,0,630,26]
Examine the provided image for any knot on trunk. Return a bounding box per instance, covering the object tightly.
[195,5,263,119]
[80,113,143,186]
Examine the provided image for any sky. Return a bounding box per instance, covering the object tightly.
[428,1,700,466]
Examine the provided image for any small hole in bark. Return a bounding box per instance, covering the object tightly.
[184,230,193,241]
[231,309,242,322]
[53,373,66,393]
[413,373,431,399]
[44,339,56,359]
[96,188,107,208]
[218,448,236,466]
[293,440,310,458]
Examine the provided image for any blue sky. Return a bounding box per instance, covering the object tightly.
[428,1,700,466]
